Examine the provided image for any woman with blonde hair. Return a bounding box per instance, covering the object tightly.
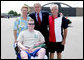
[13,4,32,59]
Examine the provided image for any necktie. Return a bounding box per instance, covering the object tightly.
[37,13,41,25]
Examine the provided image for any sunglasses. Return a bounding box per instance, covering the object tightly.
[28,23,35,25]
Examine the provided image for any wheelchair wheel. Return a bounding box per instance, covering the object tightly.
[17,56,19,59]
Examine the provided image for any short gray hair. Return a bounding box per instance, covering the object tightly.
[50,4,58,10]
[34,3,41,7]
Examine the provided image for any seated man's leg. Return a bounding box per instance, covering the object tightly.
[20,50,28,59]
[36,48,46,59]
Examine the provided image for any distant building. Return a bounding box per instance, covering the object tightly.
[1,13,14,18]
[29,2,83,16]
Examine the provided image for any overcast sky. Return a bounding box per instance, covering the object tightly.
[1,1,83,13]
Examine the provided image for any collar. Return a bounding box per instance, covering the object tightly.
[50,13,60,19]
[35,11,41,14]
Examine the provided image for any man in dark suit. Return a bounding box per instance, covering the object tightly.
[29,3,49,58]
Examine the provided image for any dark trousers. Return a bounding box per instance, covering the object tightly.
[46,47,49,59]
[45,40,49,59]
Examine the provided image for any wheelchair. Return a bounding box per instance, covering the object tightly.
[14,43,48,59]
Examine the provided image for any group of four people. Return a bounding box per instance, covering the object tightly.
[13,3,69,59]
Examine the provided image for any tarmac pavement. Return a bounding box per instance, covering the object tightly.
[1,16,83,59]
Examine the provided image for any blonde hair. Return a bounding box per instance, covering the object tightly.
[21,4,30,12]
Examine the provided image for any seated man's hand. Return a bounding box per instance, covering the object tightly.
[24,48,29,51]
[32,47,41,52]
[24,48,33,53]
[28,48,33,53]
[26,47,41,53]
[35,41,44,46]
[35,43,40,46]
[35,42,41,46]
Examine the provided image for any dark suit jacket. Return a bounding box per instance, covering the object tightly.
[29,11,49,44]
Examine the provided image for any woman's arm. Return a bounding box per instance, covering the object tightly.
[14,30,17,43]
[17,41,28,50]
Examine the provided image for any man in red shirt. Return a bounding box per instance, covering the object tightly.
[49,4,69,59]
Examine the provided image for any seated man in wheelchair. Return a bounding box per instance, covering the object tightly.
[16,18,47,59]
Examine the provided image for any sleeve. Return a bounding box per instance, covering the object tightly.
[62,16,69,29]
[13,19,18,30]
[44,11,49,25]
[67,19,72,24]
[29,13,32,17]
[17,31,24,43]
[38,31,45,43]
[29,13,34,19]
[27,15,32,20]
[46,12,49,25]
